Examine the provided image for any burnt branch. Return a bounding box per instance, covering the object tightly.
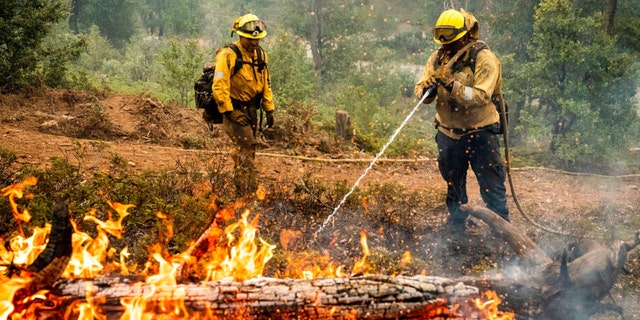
[26,202,73,290]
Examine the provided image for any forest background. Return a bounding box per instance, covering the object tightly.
[2,0,640,173]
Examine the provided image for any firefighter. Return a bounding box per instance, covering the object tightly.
[212,14,275,193]
[414,9,509,233]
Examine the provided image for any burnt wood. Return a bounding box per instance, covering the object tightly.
[460,204,640,319]
[51,275,481,319]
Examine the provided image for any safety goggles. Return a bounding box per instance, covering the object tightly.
[433,25,467,43]
[239,20,267,37]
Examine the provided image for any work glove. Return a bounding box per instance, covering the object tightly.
[434,66,454,92]
[265,110,275,128]
[424,75,438,89]
[225,110,250,126]
[413,85,425,99]
[414,75,438,101]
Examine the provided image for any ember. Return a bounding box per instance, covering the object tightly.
[0,178,514,319]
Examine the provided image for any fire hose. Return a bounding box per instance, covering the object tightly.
[495,95,570,236]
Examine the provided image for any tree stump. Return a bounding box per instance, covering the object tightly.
[335,110,351,139]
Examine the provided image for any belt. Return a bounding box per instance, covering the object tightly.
[434,119,500,135]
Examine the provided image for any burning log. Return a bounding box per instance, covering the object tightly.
[460,205,640,319]
[50,275,480,319]
[20,202,73,290]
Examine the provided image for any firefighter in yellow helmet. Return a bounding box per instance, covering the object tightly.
[212,14,275,193]
[414,9,509,233]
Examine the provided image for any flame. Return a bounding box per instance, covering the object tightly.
[63,201,132,278]
[5,225,50,269]
[473,290,514,320]
[120,245,192,319]
[0,277,30,318]
[0,178,516,319]
[351,231,370,275]
[1,177,37,230]
[70,291,106,320]
[281,251,345,279]
[204,210,275,281]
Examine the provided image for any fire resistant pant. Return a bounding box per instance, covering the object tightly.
[222,115,257,171]
[435,130,509,226]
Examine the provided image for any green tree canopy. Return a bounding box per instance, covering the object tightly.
[0,0,69,91]
[530,0,638,166]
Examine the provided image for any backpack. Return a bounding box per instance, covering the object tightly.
[434,41,508,134]
[194,43,266,127]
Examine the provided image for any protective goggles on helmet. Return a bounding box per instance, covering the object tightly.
[238,20,267,37]
[433,25,467,44]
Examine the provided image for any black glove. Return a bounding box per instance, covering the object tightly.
[225,110,249,126]
[422,84,437,100]
[265,110,274,128]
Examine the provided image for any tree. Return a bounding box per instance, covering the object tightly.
[474,0,538,146]
[158,37,204,106]
[0,0,69,91]
[529,0,639,169]
[141,0,204,37]
[73,0,138,48]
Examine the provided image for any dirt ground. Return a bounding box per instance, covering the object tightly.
[1,88,640,318]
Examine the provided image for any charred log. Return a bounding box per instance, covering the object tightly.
[460,205,640,320]
[51,275,480,319]
[26,202,73,290]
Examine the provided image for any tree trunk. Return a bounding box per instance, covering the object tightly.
[309,0,324,76]
[606,0,617,35]
[68,0,80,34]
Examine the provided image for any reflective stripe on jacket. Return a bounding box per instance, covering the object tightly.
[212,40,274,114]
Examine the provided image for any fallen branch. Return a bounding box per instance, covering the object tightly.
[460,204,640,319]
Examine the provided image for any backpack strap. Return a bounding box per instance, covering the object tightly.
[224,43,267,75]
[433,40,488,73]
[225,43,244,76]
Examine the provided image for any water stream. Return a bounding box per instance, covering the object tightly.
[312,88,432,239]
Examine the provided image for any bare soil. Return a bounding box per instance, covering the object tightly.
[1,88,639,319]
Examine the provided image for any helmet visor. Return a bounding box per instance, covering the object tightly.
[433,26,467,43]
[239,20,267,37]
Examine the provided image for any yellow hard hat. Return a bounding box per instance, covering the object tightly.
[432,9,468,45]
[232,14,267,39]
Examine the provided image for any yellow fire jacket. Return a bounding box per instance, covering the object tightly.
[415,45,502,139]
[212,40,274,114]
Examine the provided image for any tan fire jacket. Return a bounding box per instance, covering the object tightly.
[415,46,502,139]
[212,40,274,114]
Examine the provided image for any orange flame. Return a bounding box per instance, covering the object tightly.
[63,201,132,278]
[5,225,50,269]
[1,176,37,236]
[204,210,275,281]
[473,290,514,320]
[0,178,516,319]
[120,245,192,319]
[352,231,370,275]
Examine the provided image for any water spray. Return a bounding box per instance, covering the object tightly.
[312,86,435,240]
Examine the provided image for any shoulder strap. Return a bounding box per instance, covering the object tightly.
[224,43,267,75]
[434,41,487,72]
[255,45,266,73]
[462,41,488,73]
[225,43,244,76]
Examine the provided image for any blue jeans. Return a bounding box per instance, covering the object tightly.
[435,130,509,225]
